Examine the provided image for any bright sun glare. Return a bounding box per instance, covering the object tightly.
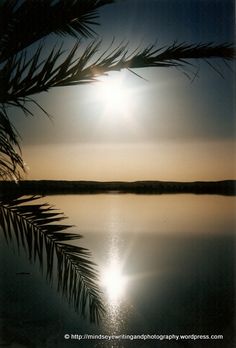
[102,259,127,303]
[97,74,132,115]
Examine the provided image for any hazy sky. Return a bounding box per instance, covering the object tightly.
[10,0,235,181]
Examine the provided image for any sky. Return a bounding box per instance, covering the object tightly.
[10,0,236,181]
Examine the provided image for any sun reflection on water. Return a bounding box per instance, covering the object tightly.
[100,229,129,341]
[102,258,127,304]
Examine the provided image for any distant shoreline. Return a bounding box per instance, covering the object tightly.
[0,180,235,196]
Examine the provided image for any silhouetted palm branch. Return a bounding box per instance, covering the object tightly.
[1,40,235,112]
[0,194,105,322]
[0,110,24,179]
[0,0,114,63]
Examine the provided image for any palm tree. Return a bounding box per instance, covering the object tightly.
[0,0,235,323]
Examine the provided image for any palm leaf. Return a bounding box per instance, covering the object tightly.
[0,194,105,323]
[0,110,24,180]
[0,40,235,110]
[0,0,114,63]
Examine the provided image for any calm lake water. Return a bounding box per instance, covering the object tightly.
[0,194,235,348]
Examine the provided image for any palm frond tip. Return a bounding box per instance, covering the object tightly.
[0,0,114,63]
[0,195,105,322]
[0,110,24,180]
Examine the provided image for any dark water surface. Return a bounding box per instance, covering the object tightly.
[0,194,235,347]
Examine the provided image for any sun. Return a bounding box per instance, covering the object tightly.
[96,73,132,115]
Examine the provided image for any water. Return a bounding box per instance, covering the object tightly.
[0,194,235,347]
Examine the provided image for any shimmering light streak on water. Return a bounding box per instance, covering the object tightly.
[94,226,128,348]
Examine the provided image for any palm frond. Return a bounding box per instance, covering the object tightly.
[0,194,105,323]
[0,0,114,64]
[0,110,24,180]
[0,40,235,109]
